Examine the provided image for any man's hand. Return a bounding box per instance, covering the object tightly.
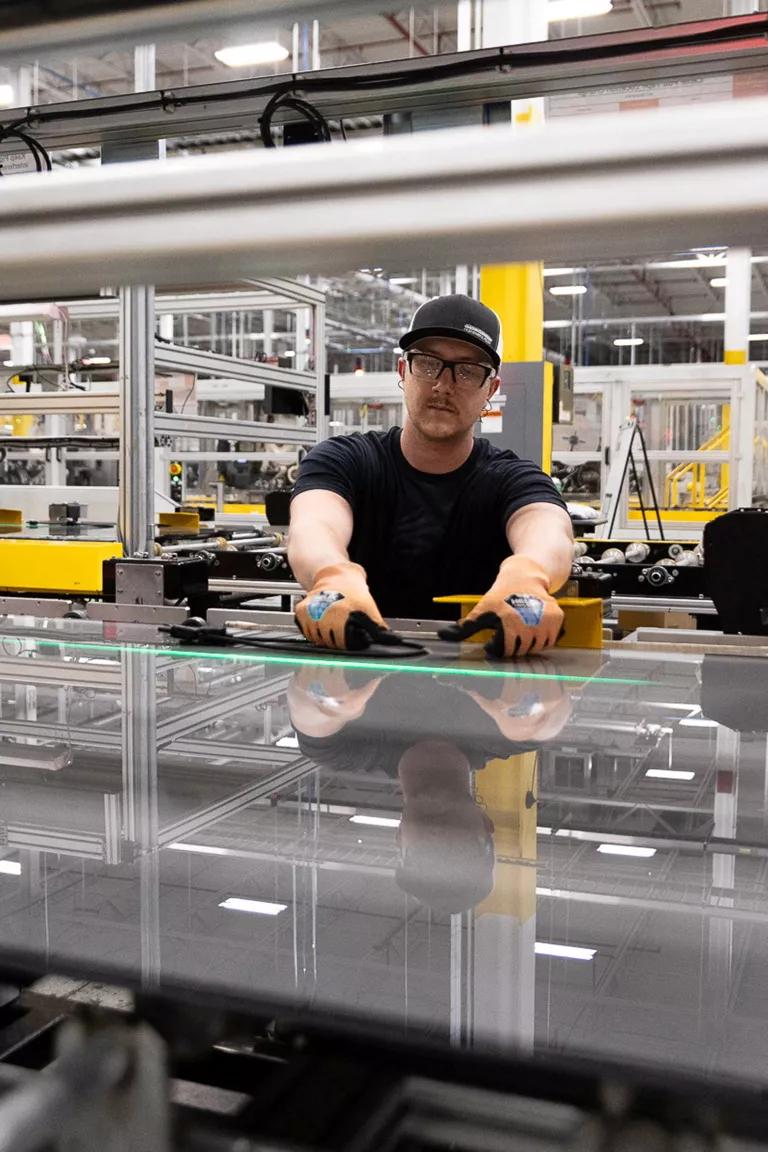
[287,666,386,738]
[438,556,564,658]
[457,661,573,742]
[295,561,389,651]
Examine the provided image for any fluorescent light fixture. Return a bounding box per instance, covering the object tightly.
[597,844,656,858]
[168,842,232,856]
[219,897,287,915]
[550,284,587,297]
[613,337,644,347]
[547,0,612,20]
[646,769,695,781]
[544,319,572,330]
[710,277,728,288]
[544,267,579,277]
[349,814,401,828]
[215,41,289,67]
[679,718,719,729]
[0,84,15,108]
[390,277,418,285]
[536,826,552,835]
[535,941,596,960]
[81,356,111,366]
[0,860,21,876]
[749,333,768,341]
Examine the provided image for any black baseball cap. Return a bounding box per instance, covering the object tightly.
[400,294,503,369]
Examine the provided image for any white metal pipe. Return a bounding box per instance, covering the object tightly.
[3,100,768,297]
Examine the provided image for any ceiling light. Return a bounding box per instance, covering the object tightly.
[749,333,768,341]
[543,319,572,329]
[613,338,644,347]
[81,356,111,366]
[597,844,656,858]
[219,897,287,915]
[535,942,596,960]
[679,718,719,729]
[389,277,418,285]
[710,277,728,288]
[0,84,15,108]
[550,285,587,297]
[536,826,552,835]
[645,769,695,781]
[544,267,580,277]
[547,0,613,20]
[349,814,401,828]
[168,842,232,856]
[0,860,21,876]
[214,41,290,67]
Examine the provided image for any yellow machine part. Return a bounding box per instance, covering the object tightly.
[433,594,604,649]
[158,511,200,533]
[475,752,538,921]
[0,540,123,594]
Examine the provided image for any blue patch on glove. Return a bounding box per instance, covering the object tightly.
[307,590,344,622]
[505,594,545,627]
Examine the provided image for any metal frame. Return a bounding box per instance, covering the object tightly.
[154,341,317,392]
[3,96,768,299]
[1,15,768,147]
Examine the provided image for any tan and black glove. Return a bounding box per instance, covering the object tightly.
[295,561,389,651]
[438,556,564,658]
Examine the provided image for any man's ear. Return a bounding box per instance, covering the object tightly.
[488,376,500,400]
[397,358,406,381]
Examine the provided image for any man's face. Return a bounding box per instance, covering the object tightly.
[398,336,499,442]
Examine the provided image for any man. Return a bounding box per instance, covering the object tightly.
[288,294,573,657]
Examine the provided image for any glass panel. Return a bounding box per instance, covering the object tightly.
[553,390,604,453]
[754,377,768,506]
[630,455,729,517]
[631,391,730,455]
[1,619,768,1086]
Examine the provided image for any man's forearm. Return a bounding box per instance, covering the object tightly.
[506,505,574,593]
[287,524,351,590]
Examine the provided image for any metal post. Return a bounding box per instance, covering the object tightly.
[724,247,751,365]
[121,648,161,985]
[119,285,155,556]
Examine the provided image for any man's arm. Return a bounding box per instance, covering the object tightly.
[288,489,387,649]
[438,502,574,658]
[505,502,574,593]
[288,489,354,590]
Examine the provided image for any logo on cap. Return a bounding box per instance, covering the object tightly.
[463,323,492,345]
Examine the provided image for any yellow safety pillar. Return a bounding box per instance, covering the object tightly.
[474,751,538,921]
[724,247,750,366]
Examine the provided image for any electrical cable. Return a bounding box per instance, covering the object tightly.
[260,90,332,148]
[0,120,52,173]
[162,619,429,658]
[2,15,760,146]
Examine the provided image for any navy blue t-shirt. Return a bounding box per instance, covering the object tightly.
[292,428,565,620]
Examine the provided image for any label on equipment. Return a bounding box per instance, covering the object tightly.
[307,590,344,621]
[505,594,545,627]
[0,150,39,175]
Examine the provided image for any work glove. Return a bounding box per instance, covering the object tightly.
[295,561,389,651]
[453,660,573,742]
[438,556,564,658]
[288,666,386,738]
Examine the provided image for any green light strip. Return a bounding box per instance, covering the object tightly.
[13,635,653,686]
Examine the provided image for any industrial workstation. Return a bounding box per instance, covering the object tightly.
[2,1,768,1149]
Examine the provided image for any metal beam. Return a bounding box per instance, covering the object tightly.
[154,412,317,444]
[154,341,317,391]
[3,97,768,298]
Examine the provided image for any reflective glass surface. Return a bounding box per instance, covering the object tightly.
[0,618,766,1086]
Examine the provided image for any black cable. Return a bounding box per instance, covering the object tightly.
[260,91,332,148]
[0,122,51,173]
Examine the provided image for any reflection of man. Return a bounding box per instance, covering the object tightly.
[287,666,572,914]
[289,295,573,656]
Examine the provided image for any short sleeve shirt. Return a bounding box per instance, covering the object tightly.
[292,428,566,620]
